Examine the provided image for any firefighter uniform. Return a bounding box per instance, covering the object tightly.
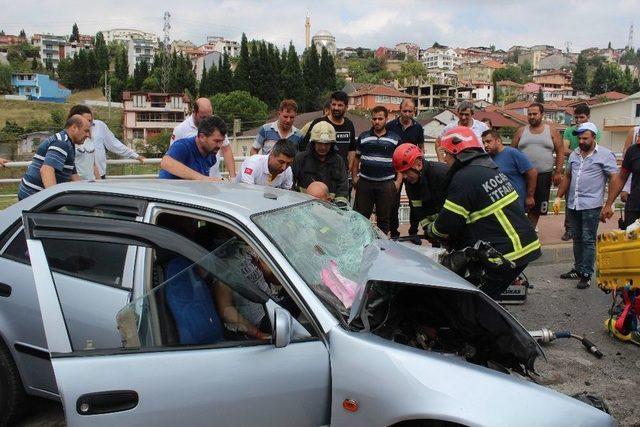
[404,160,450,234]
[429,152,541,298]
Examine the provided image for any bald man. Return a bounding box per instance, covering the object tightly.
[18,115,90,199]
[306,181,331,201]
[172,97,236,178]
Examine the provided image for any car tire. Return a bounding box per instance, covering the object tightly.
[0,340,27,427]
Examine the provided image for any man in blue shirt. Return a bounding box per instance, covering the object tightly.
[159,116,227,180]
[18,115,91,200]
[352,105,402,235]
[482,129,537,211]
[554,122,619,289]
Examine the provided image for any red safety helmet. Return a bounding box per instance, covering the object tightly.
[393,143,423,173]
[440,126,483,155]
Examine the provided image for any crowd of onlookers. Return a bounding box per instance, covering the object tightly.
[6,91,639,290]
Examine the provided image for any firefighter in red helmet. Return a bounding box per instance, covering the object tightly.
[392,143,449,245]
[425,126,541,299]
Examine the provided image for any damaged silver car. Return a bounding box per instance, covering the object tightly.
[0,181,615,426]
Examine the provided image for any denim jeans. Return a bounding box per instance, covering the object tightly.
[567,207,601,277]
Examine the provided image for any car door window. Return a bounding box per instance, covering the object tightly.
[118,213,315,350]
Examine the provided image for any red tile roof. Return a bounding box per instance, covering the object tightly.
[350,84,411,98]
[481,60,506,69]
[599,91,627,100]
[473,110,523,128]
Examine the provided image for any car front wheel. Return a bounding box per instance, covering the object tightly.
[0,341,27,426]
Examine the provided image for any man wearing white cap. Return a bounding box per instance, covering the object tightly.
[553,122,619,289]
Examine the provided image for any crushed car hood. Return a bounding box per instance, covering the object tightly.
[348,239,544,372]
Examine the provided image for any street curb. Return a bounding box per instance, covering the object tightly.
[532,243,573,265]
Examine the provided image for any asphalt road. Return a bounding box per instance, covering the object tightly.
[16,261,640,427]
[506,262,640,427]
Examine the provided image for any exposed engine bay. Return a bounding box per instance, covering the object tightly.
[355,281,541,375]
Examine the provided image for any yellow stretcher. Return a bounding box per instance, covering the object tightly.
[596,229,640,344]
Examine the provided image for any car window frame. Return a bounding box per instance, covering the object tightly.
[143,203,327,346]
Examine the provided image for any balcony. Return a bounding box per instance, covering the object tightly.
[603,117,640,131]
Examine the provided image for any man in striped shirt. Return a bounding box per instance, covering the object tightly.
[18,115,91,200]
[352,105,402,234]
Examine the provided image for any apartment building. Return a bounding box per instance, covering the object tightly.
[31,34,66,69]
[347,84,411,114]
[101,28,157,44]
[122,92,189,144]
[127,38,157,75]
[11,73,70,102]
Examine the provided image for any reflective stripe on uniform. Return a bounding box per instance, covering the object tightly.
[334,196,348,204]
[431,223,447,238]
[467,191,518,223]
[411,200,422,207]
[495,210,522,252]
[489,239,541,263]
[443,199,470,219]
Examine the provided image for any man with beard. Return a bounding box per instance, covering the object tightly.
[352,106,402,235]
[512,102,564,227]
[251,99,303,155]
[172,97,236,179]
[392,143,449,243]
[424,126,540,299]
[301,91,356,178]
[386,99,425,239]
[553,123,618,289]
[292,121,349,206]
[159,116,228,181]
[435,101,488,162]
[236,139,296,189]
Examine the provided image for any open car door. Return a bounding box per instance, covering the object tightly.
[23,212,330,426]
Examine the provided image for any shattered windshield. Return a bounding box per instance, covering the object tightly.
[252,201,380,318]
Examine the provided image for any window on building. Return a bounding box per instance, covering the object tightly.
[136,48,141,54]
[133,95,146,108]
[133,129,144,139]
[635,104,640,118]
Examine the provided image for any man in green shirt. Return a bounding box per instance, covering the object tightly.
[561,103,601,241]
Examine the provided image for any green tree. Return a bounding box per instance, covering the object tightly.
[108,75,125,101]
[139,130,171,156]
[398,57,428,80]
[621,66,633,94]
[0,63,12,94]
[233,33,251,92]
[572,53,588,92]
[30,57,38,70]
[218,54,234,93]
[632,77,640,94]
[94,32,110,74]
[114,46,128,81]
[519,60,532,81]
[209,90,269,130]
[2,120,24,135]
[206,60,219,94]
[45,58,54,73]
[70,23,80,43]
[365,57,383,73]
[319,46,337,93]
[302,45,321,111]
[133,60,149,90]
[198,64,209,97]
[50,110,66,129]
[281,42,304,103]
[19,29,26,39]
[535,87,544,103]
[141,75,160,92]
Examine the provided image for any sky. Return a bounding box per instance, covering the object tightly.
[0,0,636,53]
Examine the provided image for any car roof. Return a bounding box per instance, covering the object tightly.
[2,181,313,224]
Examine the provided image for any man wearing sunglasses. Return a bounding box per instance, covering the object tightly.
[386,99,425,241]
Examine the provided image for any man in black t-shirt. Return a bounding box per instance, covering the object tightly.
[601,143,640,227]
[300,91,356,176]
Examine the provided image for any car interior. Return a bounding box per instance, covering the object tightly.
[117,211,313,350]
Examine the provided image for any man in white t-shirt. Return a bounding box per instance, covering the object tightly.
[435,101,489,162]
[172,98,236,179]
[235,139,296,189]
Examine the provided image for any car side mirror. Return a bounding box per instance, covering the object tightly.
[273,307,292,348]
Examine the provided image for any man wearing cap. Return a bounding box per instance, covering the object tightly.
[425,126,540,299]
[292,121,349,206]
[554,123,618,289]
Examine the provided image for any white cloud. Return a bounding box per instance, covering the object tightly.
[0,0,632,52]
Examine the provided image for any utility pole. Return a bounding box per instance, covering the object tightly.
[162,11,171,93]
[104,70,111,120]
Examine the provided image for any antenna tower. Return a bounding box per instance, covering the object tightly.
[628,24,634,51]
[162,11,172,93]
